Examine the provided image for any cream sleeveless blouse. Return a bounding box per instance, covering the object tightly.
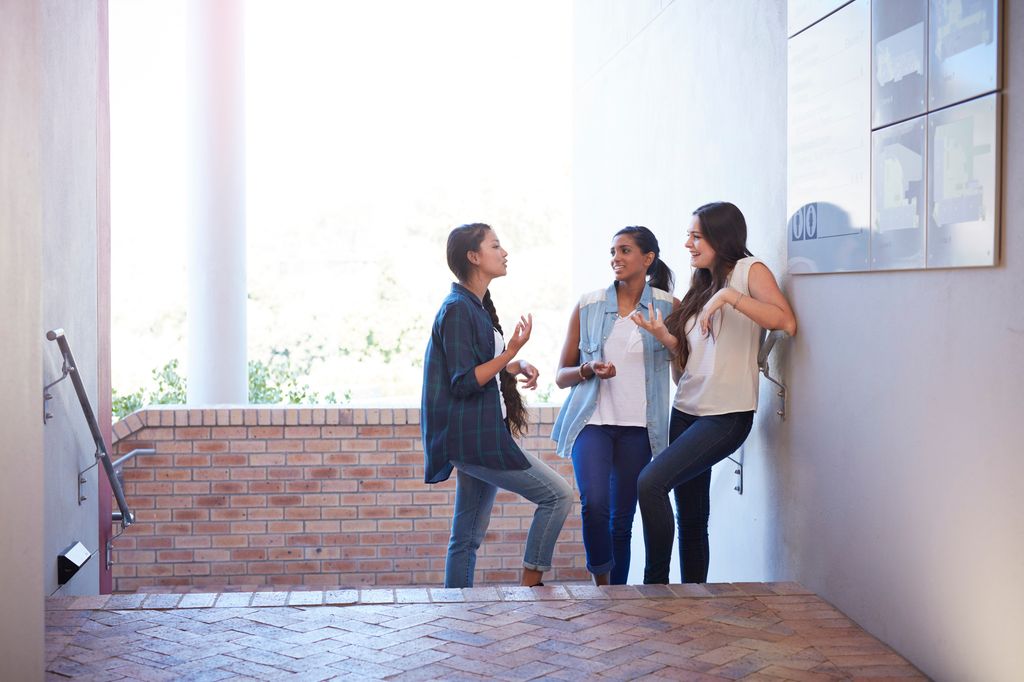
[673,257,762,416]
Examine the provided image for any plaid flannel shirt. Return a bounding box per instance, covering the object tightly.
[421,283,530,484]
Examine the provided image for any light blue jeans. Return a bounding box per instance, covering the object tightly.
[445,450,573,588]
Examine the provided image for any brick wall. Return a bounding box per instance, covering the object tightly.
[109,407,587,592]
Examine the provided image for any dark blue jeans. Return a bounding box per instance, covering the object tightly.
[571,425,651,584]
[637,409,753,584]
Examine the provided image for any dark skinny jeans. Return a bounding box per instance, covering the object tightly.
[637,409,753,584]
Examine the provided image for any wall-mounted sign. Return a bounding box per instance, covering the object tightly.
[788,0,1001,274]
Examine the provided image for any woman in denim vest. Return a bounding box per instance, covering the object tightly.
[635,202,797,584]
[551,226,677,585]
[422,223,573,588]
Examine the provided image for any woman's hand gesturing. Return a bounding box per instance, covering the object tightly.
[697,290,732,338]
[630,303,666,335]
[515,361,539,390]
[631,303,678,351]
[506,314,533,356]
[589,361,616,379]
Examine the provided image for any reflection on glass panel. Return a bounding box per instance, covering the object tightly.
[788,0,851,37]
[872,117,926,270]
[788,0,870,274]
[872,0,927,128]
[929,0,999,110]
[927,93,999,268]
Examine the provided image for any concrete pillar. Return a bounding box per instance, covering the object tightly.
[185,0,247,405]
[1,0,45,677]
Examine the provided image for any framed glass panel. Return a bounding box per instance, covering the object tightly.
[929,0,999,110]
[872,0,927,128]
[788,0,870,274]
[871,117,926,270]
[927,93,999,268]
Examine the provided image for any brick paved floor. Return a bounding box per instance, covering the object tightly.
[46,583,923,680]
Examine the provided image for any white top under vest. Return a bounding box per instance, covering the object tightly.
[674,257,763,416]
[590,316,647,427]
[493,328,507,419]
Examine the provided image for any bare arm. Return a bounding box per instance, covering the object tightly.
[555,306,587,389]
[698,263,797,336]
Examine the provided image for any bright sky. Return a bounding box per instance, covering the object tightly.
[109,0,573,404]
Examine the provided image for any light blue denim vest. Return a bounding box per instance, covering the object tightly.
[551,283,675,458]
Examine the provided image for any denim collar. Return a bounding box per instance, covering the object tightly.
[603,281,653,314]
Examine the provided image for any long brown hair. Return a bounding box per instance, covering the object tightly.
[445,223,529,437]
[664,202,753,371]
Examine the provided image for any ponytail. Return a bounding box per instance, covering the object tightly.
[482,290,529,437]
[646,256,674,293]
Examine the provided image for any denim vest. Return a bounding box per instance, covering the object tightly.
[551,283,675,458]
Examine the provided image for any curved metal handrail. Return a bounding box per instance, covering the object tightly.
[45,328,134,529]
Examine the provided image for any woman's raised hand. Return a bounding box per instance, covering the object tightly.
[506,314,533,355]
[630,303,665,335]
[631,303,679,351]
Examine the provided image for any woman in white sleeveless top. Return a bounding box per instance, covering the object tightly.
[633,202,797,584]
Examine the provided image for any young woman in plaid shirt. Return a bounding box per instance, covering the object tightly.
[422,223,572,588]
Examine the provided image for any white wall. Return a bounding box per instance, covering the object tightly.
[0,1,46,678]
[0,0,106,675]
[574,0,790,585]
[40,0,103,598]
[574,0,1024,679]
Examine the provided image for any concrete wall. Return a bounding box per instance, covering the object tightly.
[573,0,1023,679]
[40,0,104,598]
[778,3,1024,679]
[0,1,46,677]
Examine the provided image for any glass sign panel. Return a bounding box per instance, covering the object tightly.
[872,117,926,270]
[927,93,999,268]
[929,0,999,110]
[788,0,870,274]
[872,0,927,128]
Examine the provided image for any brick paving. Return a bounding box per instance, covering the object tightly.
[46,583,924,680]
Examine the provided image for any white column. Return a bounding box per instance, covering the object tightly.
[185,0,247,405]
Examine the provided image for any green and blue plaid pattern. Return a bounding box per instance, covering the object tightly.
[421,283,530,484]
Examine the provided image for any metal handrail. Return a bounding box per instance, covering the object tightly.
[757,329,790,419]
[112,447,155,470]
[45,328,135,529]
[727,329,792,496]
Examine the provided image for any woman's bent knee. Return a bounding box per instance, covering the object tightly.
[636,466,662,504]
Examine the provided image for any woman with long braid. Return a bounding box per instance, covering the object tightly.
[422,223,572,588]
